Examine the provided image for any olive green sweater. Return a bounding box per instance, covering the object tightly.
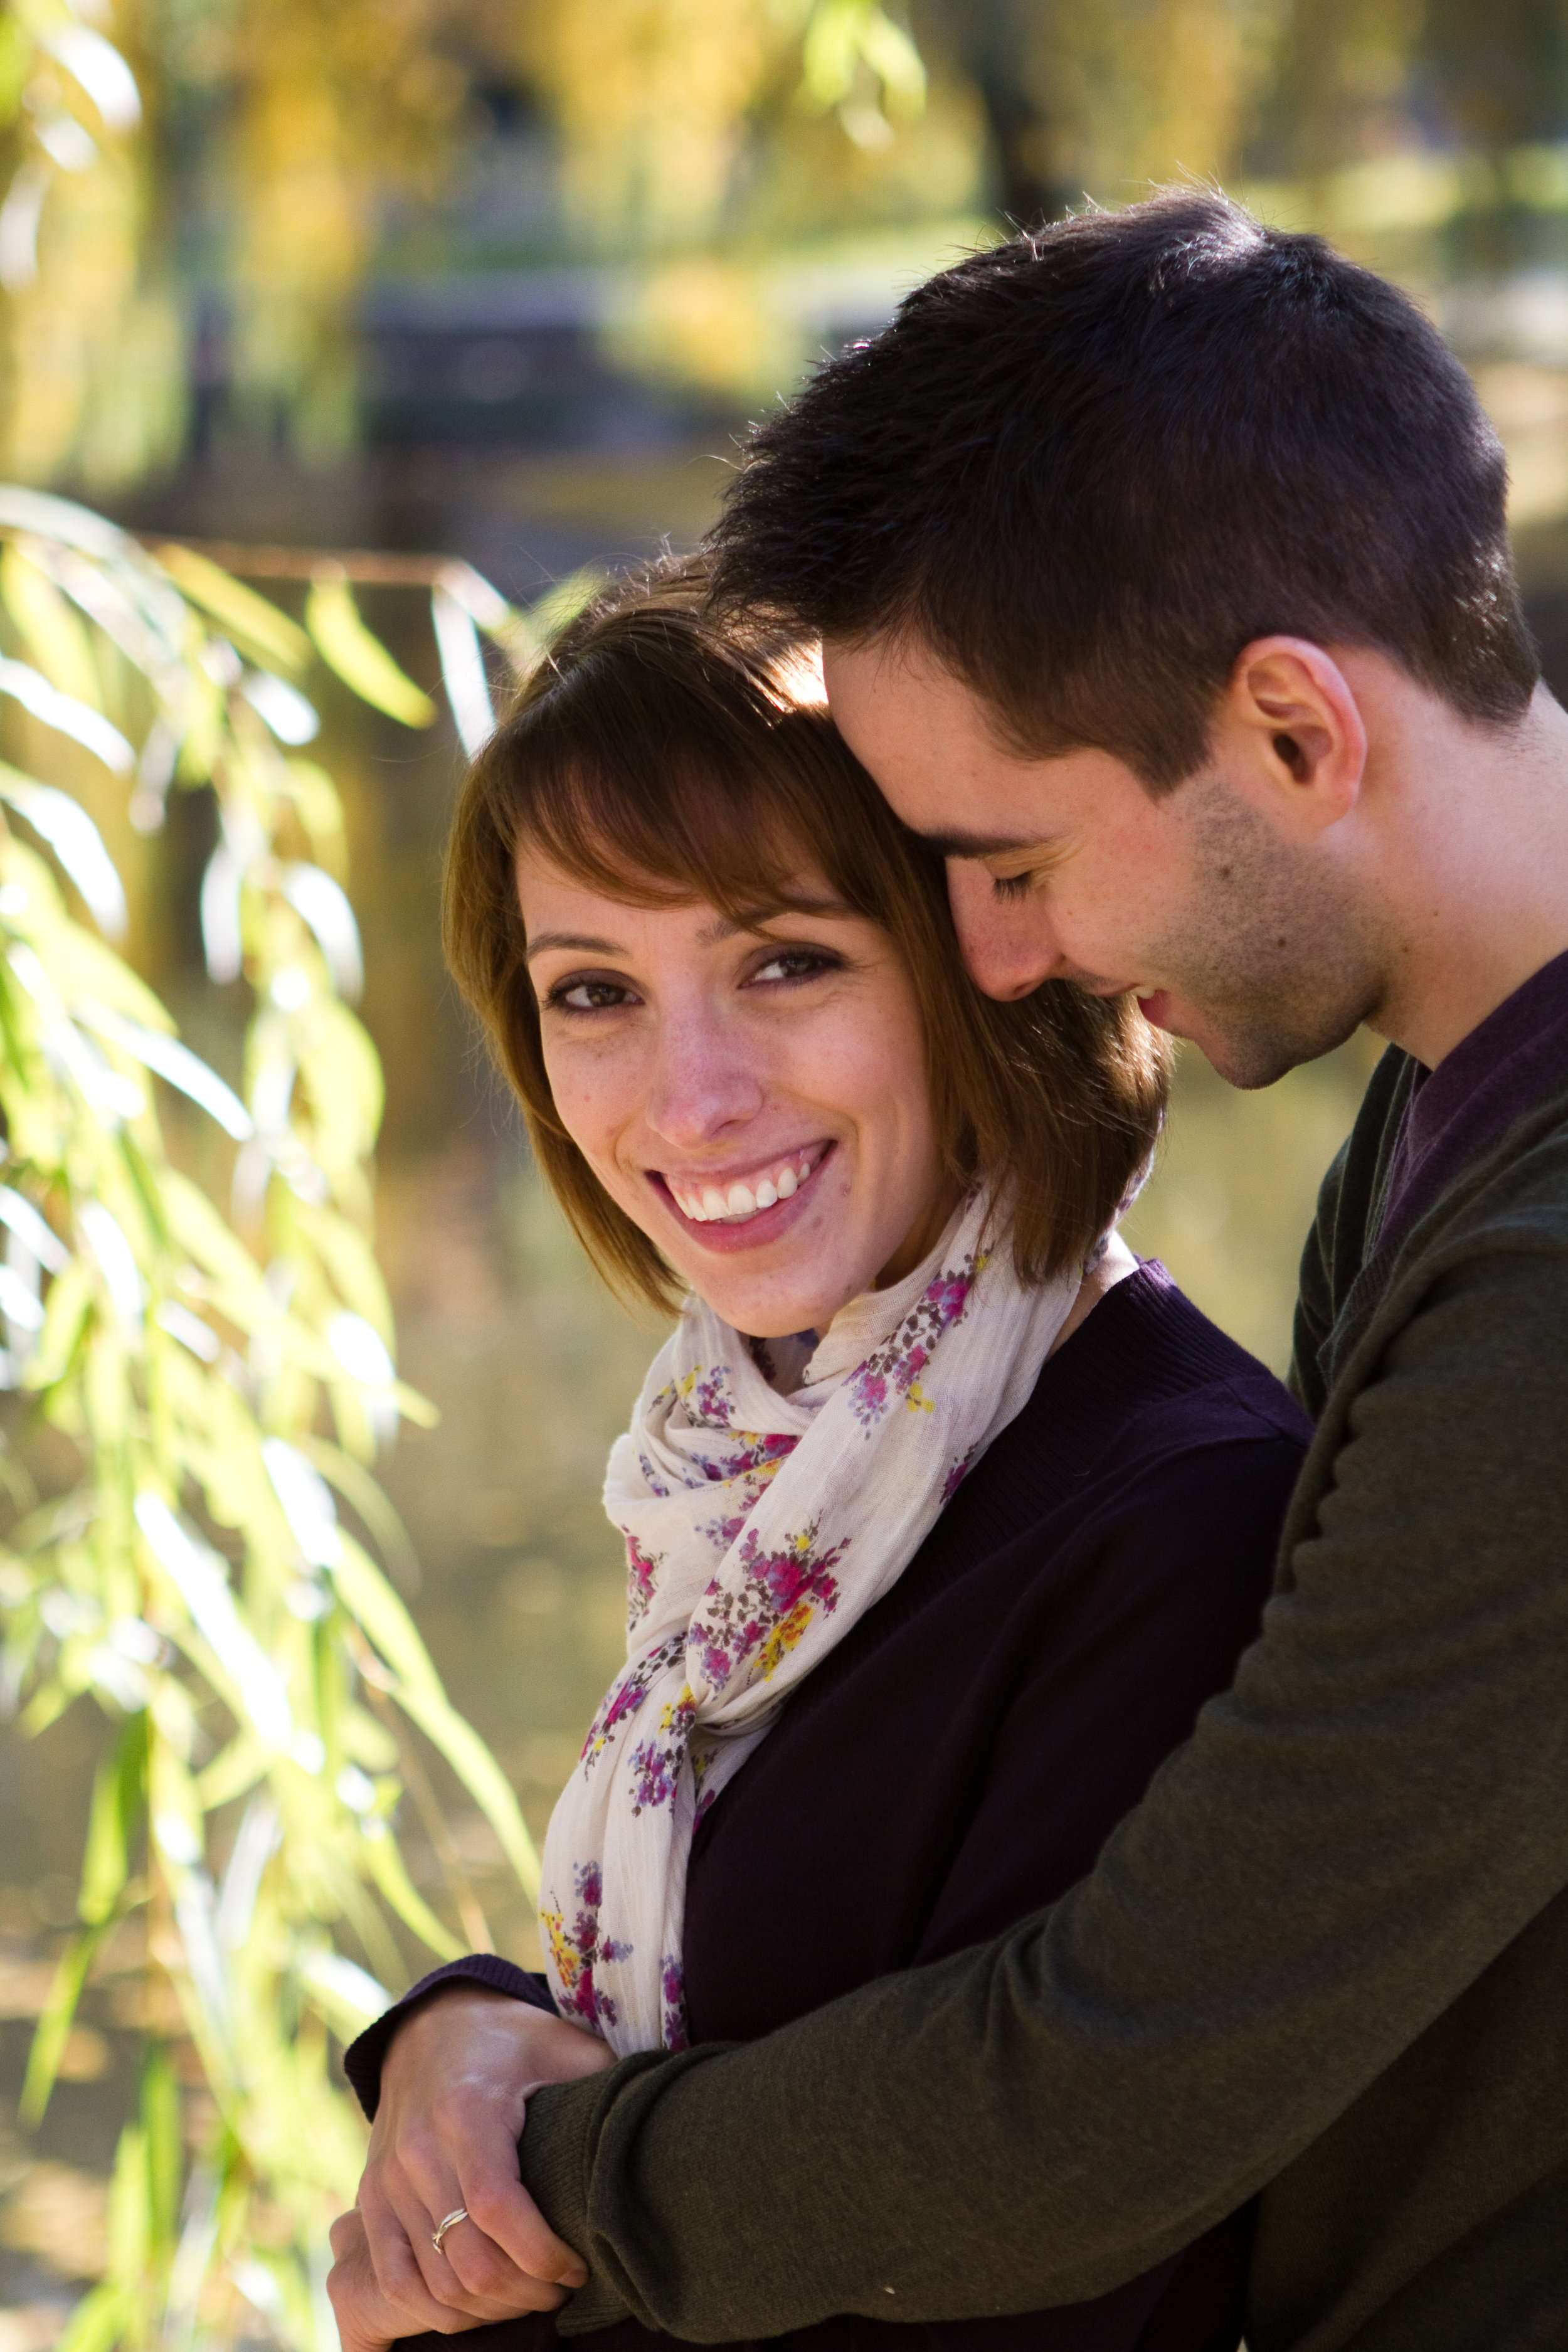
[519,1051,1568,2351]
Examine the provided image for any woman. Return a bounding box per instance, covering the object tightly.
[328,561,1310,2352]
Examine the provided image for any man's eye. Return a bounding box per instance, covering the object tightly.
[548,978,633,1012]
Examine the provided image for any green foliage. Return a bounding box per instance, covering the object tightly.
[0,487,572,2346]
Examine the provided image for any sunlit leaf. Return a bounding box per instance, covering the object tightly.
[432,584,494,758]
[76,998,254,1140]
[135,1493,294,1749]
[242,667,319,744]
[36,25,142,135]
[393,1681,541,1903]
[299,1944,390,2035]
[19,1919,108,2126]
[156,543,312,675]
[305,571,437,726]
[0,1183,68,1272]
[281,861,364,999]
[53,2282,129,2352]
[359,1825,463,1961]
[77,1713,145,1924]
[0,657,132,769]
[0,767,128,933]
[0,542,102,705]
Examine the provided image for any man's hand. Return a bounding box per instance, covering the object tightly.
[335,1986,615,2338]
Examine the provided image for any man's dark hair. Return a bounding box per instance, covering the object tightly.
[707,189,1538,790]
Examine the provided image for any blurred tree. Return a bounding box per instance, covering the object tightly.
[0,1,180,487]
[0,3,1562,485]
[0,473,593,2349]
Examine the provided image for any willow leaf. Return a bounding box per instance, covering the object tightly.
[156,544,312,675]
[305,574,436,726]
[20,1916,109,2125]
[395,1685,541,1904]
[359,1825,462,1961]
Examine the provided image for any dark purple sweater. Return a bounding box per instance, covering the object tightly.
[347,1264,1310,2352]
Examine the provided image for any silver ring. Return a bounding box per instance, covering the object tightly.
[432,2208,469,2256]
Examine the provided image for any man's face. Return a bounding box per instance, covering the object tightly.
[822,634,1382,1089]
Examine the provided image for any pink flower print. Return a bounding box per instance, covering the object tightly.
[661,1956,689,2050]
[628,1683,697,1813]
[728,1429,798,1476]
[941,1443,981,1504]
[637,1451,671,1498]
[846,1252,985,1428]
[541,1860,631,2033]
[580,1632,684,1775]
[625,1536,662,1626]
[679,1364,736,1429]
[691,1520,847,1693]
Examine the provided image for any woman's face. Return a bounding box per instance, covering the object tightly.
[519,845,955,1337]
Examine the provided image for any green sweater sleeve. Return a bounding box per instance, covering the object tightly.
[521,1220,1568,2342]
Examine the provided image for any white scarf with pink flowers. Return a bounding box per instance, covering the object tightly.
[538,1188,1082,2053]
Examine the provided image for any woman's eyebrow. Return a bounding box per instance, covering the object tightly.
[524,931,626,961]
[696,898,852,946]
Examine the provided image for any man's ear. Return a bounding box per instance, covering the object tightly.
[1216,637,1367,834]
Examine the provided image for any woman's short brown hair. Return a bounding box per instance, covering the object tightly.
[443,557,1169,1313]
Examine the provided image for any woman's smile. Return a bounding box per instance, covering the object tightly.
[655,1140,831,1229]
[518,850,954,1338]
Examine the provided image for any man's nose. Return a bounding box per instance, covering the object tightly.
[644,1013,766,1147]
[945,863,1063,1000]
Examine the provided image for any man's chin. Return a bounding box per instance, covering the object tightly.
[1190,1012,1365,1092]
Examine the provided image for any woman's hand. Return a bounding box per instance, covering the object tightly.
[331,1986,616,2340]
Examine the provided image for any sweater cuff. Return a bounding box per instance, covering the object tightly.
[342,1953,558,2121]
[518,2076,622,2330]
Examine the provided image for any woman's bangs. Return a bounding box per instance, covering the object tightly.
[512,743,847,927]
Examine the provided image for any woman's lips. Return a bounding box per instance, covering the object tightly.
[652,1144,833,1249]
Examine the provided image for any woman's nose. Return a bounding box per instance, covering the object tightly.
[642,1013,766,1148]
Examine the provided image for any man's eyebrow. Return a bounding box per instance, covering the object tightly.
[524,931,624,961]
[916,830,1044,860]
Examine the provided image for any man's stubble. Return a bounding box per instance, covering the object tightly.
[1138,774,1385,1090]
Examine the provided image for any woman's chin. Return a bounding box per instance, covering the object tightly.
[666,1245,862,1341]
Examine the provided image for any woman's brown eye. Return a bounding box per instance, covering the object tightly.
[753,950,835,984]
[554,980,628,1012]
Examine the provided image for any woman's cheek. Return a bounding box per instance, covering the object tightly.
[545,1049,625,1176]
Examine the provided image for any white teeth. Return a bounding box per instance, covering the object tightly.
[669,1151,823,1224]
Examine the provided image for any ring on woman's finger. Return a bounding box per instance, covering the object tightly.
[432,2208,469,2256]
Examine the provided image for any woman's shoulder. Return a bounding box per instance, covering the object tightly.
[935,1261,1310,1581]
[1034,1258,1310,1459]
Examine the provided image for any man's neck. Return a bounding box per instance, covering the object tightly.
[1357,677,1568,1069]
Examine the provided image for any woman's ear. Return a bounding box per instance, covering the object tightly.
[1215,637,1368,835]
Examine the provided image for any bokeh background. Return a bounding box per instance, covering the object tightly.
[4,0,1568,2335]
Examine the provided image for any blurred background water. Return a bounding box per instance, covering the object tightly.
[3,0,1568,2333]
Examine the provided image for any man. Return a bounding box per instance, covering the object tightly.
[331,192,1568,2351]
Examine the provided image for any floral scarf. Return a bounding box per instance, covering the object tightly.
[539,1187,1083,2054]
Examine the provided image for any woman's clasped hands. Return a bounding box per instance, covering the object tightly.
[326,1987,615,2351]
